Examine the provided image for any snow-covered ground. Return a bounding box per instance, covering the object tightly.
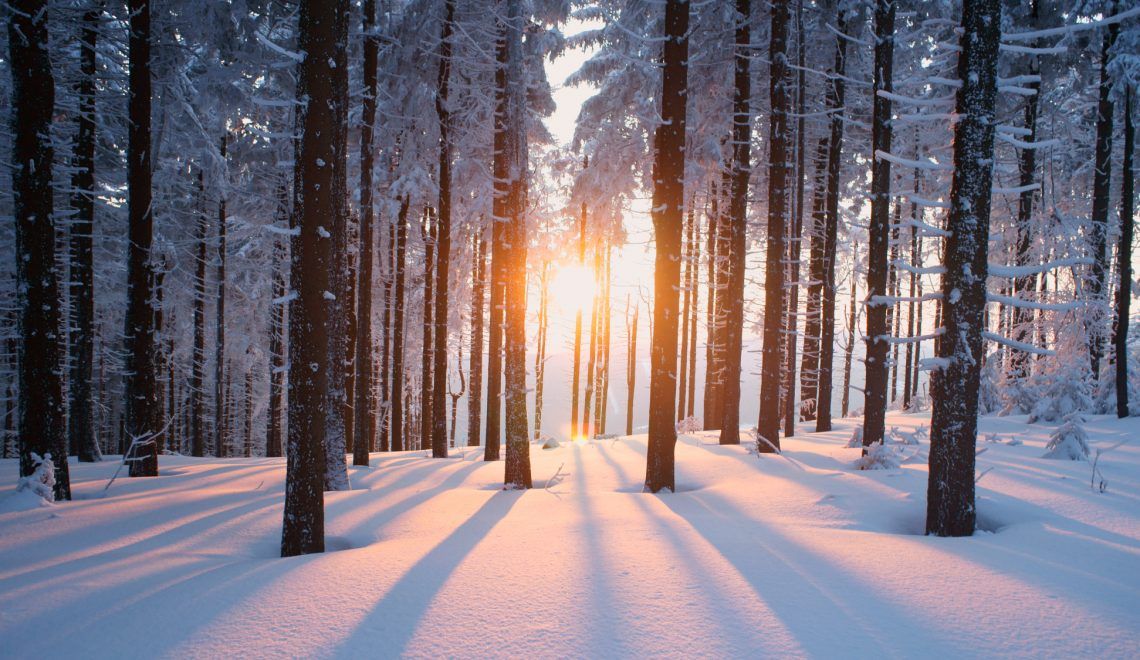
[2,411,1138,658]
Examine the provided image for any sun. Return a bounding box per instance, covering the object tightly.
[548,264,598,316]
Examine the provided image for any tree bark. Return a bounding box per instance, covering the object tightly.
[626,295,639,436]
[570,163,588,440]
[645,0,690,492]
[927,0,1000,537]
[420,211,436,452]
[10,0,70,497]
[534,263,549,439]
[431,0,455,459]
[1089,13,1119,382]
[124,0,159,478]
[501,0,531,489]
[282,0,342,556]
[215,135,228,458]
[267,195,286,458]
[390,197,410,452]
[782,0,807,437]
[68,0,103,464]
[1114,90,1133,418]
[467,228,486,446]
[756,0,790,453]
[485,18,508,462]
[718,0,752,446]
[352,0,380,466]
[191,172,208,457]
[860,0,895,450]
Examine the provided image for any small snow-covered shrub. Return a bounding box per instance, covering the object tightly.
[887,425,926,446]
[846,426,863,448]
[676,416,701,434]
[1042,414,1090,461]
[854,442,901,470]
[978,352,1004,415]
[1027,322,1094,424]
[16,452,56,502]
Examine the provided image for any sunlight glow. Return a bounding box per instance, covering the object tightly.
[549,264,598,317]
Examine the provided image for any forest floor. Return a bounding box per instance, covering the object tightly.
[1,411,1139,658]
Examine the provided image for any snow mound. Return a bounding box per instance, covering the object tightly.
[854,441,902,470]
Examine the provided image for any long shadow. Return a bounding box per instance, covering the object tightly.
[592,443,802,655]
[336,490,521,655]
[570,443,632,655]
[655,484,950,656]
[0,490,283,587]
[326,460,485,546]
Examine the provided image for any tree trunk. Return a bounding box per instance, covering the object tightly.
[702,183,721,429]
[1114,90,1133,418]
[1089,14,1119,383]
[485,19,508,462]
[781,0,807,438]
[124,0,159,478]
[926,0,1000,537]
[687,216,699,417]
[815,6,850,432]
[431,0,455,459]
[645,0,690,492]
[570,165,588,440]
[467,228,486,446]
[420,211,436,452]
[191,172,208,457]
[323,0,351,491]
[718,0,752,446]
[380,217,395,451]
[282,0,344,556]
[215,135,228,458]
[841,250,857,419]
[582,245,600,438]
[860,0,895,450]
[800,137,828,423]
[68,0,103,464]
[626,295,639,436]
[352,0,379,466]
[267,200,286,458]
[600,248,613,434]
[390,197,410,452]
[534,263,550,439]
[501,0,531,489]
[755,0,790,453]
[677,208,692,421]
[10,0,70,497]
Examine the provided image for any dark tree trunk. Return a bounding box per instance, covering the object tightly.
[756,0,790,453]
[841,247,857,419]
[1089,16,1119,382]
[782,0,807,438]
[687,217,699,417]
[570,168,588,440]
[467,228,486,446]
[502,0,531,489]
[243,356,253,457]
[68,0,103,463]
[379,217,395,452]
[124,0,159,478]
[485,19,509,462]
[677,209,693,421]
[431,0,455,459]
[582,245,600,438]
[1010,1,1041,385]
[10,0,70,498]
[534,264,549,439]
[645,0,690,492]
[718,0,752,446]
[926,0,1000,538]
[215,135,228,458]
[420,211,436,452]
[390,197,410,452]
[282,0,343,557]
[600,248,613,434]
[800,138,828,423]
[353,0,379,467]
[702,183,721,429]
[267,207,286,458]
[861,0,895,450]
[191,172,208,457]
[1114,90,1134,418]
[626,295,639,436]
[323,0,351,490]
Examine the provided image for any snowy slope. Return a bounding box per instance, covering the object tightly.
[1,412,1138,658]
